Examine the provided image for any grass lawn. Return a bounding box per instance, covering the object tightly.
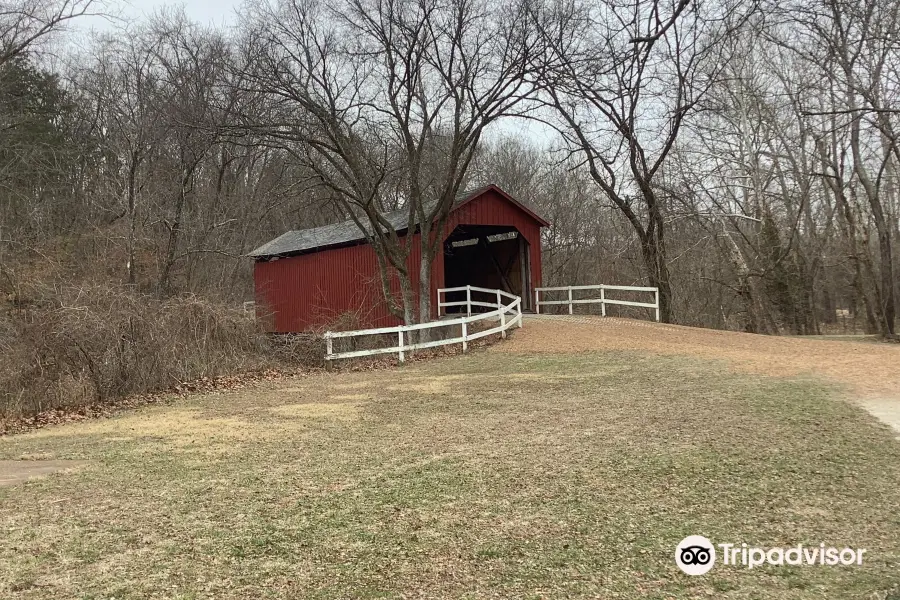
[1,348,899,599]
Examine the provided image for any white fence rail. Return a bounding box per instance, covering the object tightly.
[535,284,660,322]
[324,286,523,362]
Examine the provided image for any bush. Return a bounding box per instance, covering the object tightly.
[0,284,306,420]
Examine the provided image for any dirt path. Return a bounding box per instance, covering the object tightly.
[499,315,900,432]
[0,460,87,487]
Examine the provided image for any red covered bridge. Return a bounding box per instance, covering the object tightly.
[249,185,548,333]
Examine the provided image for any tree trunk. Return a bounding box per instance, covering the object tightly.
[125,155,139,286]
[419,247,433,323]
[414,222,440,343]
[399,272,416,327]
[874,223,896,336]
[638,220,673,323]
[158,173,188,297]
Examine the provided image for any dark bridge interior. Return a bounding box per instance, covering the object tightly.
[442,224,531,312]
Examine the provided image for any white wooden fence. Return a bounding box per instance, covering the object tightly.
[534,284,660,322]
[324,286,522,362]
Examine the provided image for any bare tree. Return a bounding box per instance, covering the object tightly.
[0,0,96,67]
[77,27,165,285]
[145,13,233,295]
[535,0,753,322]
[760,0,899,337]
[813,0,896,336]
[237,0,543,325]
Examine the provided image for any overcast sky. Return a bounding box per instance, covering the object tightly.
[71,0,557,147]
[129,0,241,25]
[79,0,242,32]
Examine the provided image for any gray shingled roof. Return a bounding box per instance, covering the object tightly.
[247,206,412,258]
[248,186,545,259]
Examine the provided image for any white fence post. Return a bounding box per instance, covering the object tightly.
[535,289,540,314]
[498,289,507,339]
[466,285,472,317]
[461,321,468,352]
[517,297,523,328]
[655,290,660,322]
[600,286,606,317]
[568,288,573,315]
[326,335,333,358]
[398,330,405,362]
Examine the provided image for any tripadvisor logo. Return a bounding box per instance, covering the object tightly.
[675,535,716,575]
[675,536,866,576]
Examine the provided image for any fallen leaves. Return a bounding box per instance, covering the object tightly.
[0,367,308,436]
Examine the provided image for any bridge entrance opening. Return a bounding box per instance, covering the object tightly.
[442,224,532,313]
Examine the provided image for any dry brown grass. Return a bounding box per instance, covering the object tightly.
[1,332,899,598]
[268,401,361,419]
[506,315,900,396]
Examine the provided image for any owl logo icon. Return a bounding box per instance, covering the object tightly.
[675,535,716,575]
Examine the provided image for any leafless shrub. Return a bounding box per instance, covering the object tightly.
[0,283,317,419]
[268,333,325,368]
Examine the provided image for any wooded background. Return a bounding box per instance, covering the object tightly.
[1,0,898,417]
